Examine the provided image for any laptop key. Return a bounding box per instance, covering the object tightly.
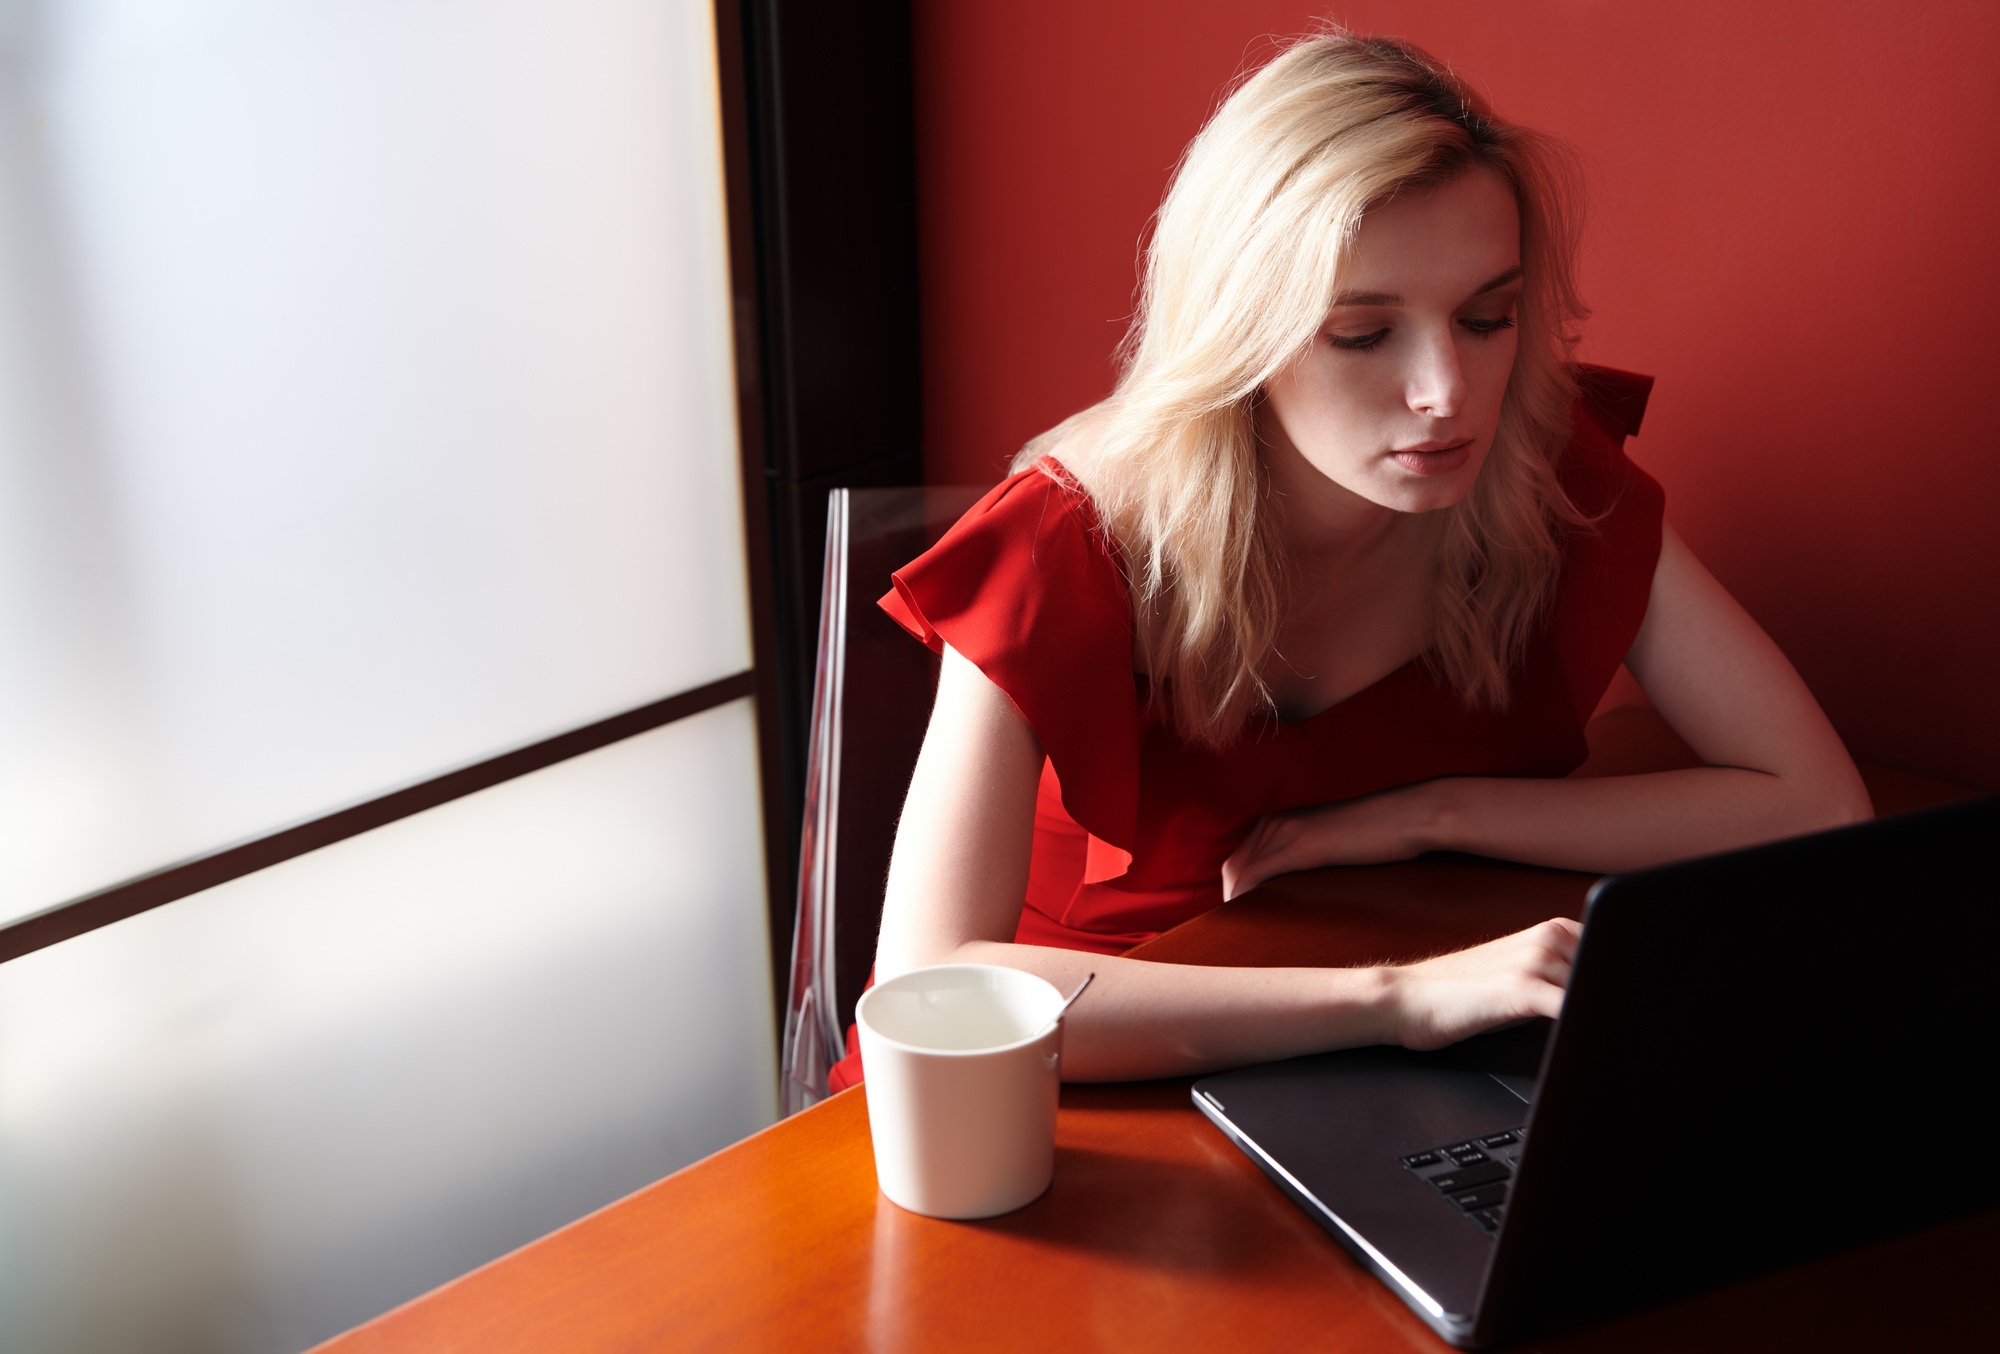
[1400,1151,1443,1169]
[1447,1148,1489,1166]
[1428,1161,1509,1194]
[1453,1184,1507,1210]
[1478,1131,1519,1149]
[1472,1206,1505,1232]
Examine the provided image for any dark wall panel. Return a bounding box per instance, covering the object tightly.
[716,0,923,968]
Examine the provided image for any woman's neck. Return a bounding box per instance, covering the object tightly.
[1256,416,1441,721]
[1261,425,1425,571]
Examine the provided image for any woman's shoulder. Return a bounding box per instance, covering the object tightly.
[880,448,1143,852]
[1558,363,1662,520]
[879,445,1132,659]
[900,452,1126,605]
[959,452,1102,534]
[1544,365,1666,719]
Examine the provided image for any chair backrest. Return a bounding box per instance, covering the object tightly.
[781,485,985,1115]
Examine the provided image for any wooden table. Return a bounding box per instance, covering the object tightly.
[318,721,1991,1352]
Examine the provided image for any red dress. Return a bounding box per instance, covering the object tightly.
[827,368,1662,1092]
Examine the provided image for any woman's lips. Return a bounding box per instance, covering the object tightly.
[1388,439,1474,475]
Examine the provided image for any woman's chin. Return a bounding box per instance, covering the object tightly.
[1369,474,1480,515]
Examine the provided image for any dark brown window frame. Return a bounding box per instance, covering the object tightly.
[0,672,755,965]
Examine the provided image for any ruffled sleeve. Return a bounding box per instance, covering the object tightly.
[1548,364,1667,721]
[878,458,1141,860]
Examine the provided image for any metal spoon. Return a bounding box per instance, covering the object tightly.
[1038,971,1094,1036]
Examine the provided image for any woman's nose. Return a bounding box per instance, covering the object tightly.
[1405,330,1467,418]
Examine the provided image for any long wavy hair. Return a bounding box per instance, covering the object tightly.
[1015,31,1591,748]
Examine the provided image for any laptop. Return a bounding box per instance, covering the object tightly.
[1192,794,1999,1347]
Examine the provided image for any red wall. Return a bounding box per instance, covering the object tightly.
[912,1,2000,789]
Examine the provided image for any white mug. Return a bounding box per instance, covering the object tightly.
[856,964,1065,1219]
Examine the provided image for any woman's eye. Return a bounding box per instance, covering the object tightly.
[1461,315,1517,338]
[1326,328,1390,351]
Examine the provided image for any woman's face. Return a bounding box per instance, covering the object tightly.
[1259,168,1524,517]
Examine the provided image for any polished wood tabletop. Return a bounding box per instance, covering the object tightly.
[318,711,1990,1353]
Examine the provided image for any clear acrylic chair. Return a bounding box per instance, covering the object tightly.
[780,485,985,1116]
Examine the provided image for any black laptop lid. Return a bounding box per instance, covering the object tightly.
[1481,795,2000,1342]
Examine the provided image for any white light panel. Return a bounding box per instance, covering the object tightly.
[0,0,748,923]
[0,701,775,1354]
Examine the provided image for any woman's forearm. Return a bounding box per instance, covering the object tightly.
[887,940,1397,1081]
[1418,764,1871,875]
[1224,759,1874,900]
[898,916,1577,1081]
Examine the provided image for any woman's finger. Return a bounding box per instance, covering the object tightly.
[1523,976,1567,1020]
[1523,950,1573,988]
[1222,814,1295,899]
[1541,916,1583,957]
[1220,820,1268,899]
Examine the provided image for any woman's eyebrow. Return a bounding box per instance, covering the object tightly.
[1471,264,1524,295]
[1328,264,1524,308]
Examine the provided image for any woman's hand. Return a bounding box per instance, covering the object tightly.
[1381,918,1580,1050]
[1221,783,1442,900]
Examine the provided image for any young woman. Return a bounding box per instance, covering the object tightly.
[836,32,1868,1088]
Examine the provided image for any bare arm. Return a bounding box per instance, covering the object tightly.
[1224,524,1872,894]
[877,646,1580,1081]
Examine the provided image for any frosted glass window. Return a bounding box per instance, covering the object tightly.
[0,700,774,1354]
[0,0,748,923]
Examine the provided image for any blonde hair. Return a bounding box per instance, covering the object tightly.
[1016,31,1590,747]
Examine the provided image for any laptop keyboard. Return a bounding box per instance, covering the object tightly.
[1400,1127,1526,1235]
